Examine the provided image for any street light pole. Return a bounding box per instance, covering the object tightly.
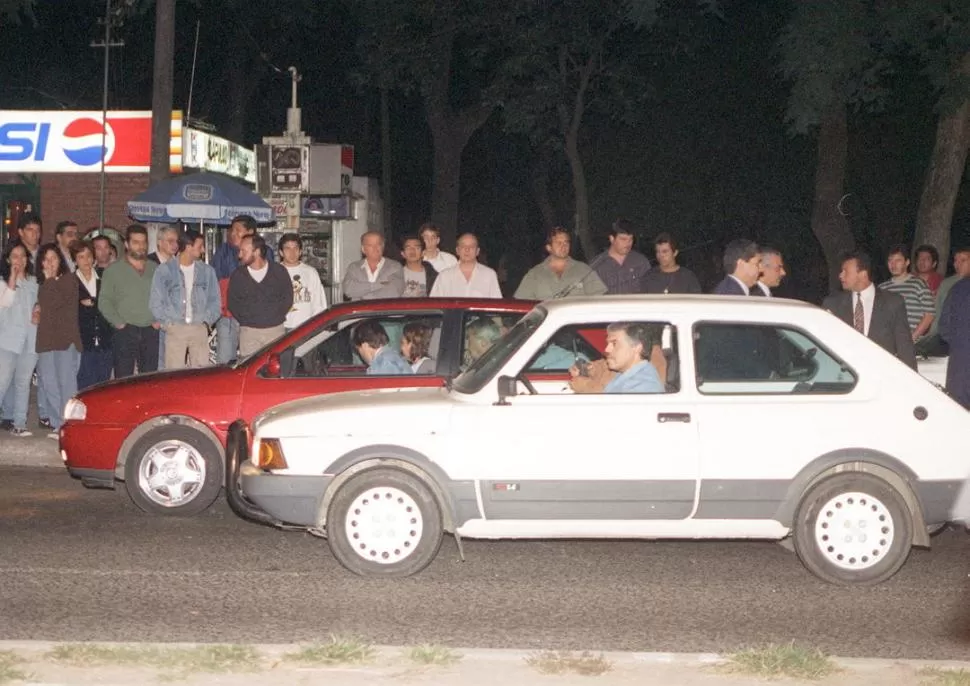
[91,0,124,232]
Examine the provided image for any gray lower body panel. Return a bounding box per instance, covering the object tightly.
[694,480,790,519]
[916,480,966,523]
[240,474,332,527]
[449,480,480,525]
[481,480,695,520]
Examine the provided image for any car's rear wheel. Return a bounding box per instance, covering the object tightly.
[793,473,913,585]
[124,425,223,516]
[326,468,443,577]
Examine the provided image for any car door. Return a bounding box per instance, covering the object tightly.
[690,321,861,520]
[238,309,447,425]
[448,320,700,522]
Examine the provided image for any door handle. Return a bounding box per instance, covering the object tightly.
[657,412,691,423]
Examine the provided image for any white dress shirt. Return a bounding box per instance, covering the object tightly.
[363,258,385,283]
[424,250,457,273]
[755,281,771,296]
[429,263,502,298]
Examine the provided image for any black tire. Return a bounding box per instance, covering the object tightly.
[793,473,913,586]
[326,468,443,578]
[123,425,223,516]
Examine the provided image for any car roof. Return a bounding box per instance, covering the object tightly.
[539,294,819,316]
[324,297,537,316]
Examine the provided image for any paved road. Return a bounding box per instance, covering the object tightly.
[4,466,970,659]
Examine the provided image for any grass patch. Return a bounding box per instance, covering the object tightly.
[405,644,461,666]
[46,643,262,677]
[525,650,613,676]
[0,651,30,685]
[284,634,376,666]
[724,642,836,681]
[920,667,970,686]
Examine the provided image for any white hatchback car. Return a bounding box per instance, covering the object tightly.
[226,296,970,585]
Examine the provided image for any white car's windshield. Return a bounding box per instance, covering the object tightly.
[451,307,546,394]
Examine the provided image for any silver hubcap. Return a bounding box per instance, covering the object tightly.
[814,491,894,570]
[345,486,423,565]
[137,440,206,508]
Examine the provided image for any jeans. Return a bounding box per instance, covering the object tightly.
[216,316,240,364]
[37,345,80,430]
[77,348,114,391]
[0,348,39,430]
[158,330,166,371]
[113,325,160,379]
[1,359,49,422]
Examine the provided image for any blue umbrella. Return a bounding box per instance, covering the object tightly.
[126,172,274,225]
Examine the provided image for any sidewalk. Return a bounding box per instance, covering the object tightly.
[1,641,969,686]
[0,387,64,469]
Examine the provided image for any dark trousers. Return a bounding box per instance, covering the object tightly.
[113,325,160,379]
[77,349,114,391]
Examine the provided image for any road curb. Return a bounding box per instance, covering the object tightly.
[0,438,62,468]
[3,640,970,672]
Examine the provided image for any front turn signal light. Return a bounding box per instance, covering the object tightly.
[256,438,288,470]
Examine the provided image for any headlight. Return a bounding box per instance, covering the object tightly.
[64,398,87,422]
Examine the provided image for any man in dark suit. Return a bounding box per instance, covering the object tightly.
[822,251,916,369]
[712,239,761,295]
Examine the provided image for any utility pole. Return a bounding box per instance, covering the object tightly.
[149,0,175,183]
[90,0,124,232]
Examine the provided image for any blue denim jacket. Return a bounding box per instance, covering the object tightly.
[367,346,414,375]
[0,277,38,355]
[149,259,222,326]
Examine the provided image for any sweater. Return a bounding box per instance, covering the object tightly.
[98,259,157,328]
[227,262,293,329]
[76,271,113,352]
[36,274,83,353]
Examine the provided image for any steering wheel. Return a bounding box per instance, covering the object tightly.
[519,375,538,395]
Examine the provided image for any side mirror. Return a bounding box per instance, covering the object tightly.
[496,375,517,404]
[264,353,282,378]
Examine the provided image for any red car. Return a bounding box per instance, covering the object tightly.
[61,298,537,516]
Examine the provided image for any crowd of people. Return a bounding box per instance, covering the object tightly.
[0,213,328,438]
[1,210,967,436]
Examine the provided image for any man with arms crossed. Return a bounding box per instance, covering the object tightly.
[228,234,292,357]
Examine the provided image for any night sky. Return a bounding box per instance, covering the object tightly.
[1,0,966,304]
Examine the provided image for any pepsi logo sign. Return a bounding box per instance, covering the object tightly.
[0,110,182,173]
[61,118,116,167]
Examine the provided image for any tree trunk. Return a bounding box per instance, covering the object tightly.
[556,48,597,261]
[149,0,175,183]
[428,124,468,250]
[811,103,855,295]
[380,85,393,242]
[531,146,558,231]
[422,0,494,250]
[223,52,261,143]
[914,54,970,274]
[564,130,593,260]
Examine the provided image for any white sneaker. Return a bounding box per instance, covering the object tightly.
[10,427,32,438]
[46,432,58,440]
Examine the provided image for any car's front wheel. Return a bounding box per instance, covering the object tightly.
[124,425,223,516]
[793,473,913,585]
[326,468,443,577]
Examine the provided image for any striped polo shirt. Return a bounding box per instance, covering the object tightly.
[878,275,935,333]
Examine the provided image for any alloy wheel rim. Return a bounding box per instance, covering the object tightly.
[137,440,206,508]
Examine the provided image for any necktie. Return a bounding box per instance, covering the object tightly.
[853,294,864,333]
